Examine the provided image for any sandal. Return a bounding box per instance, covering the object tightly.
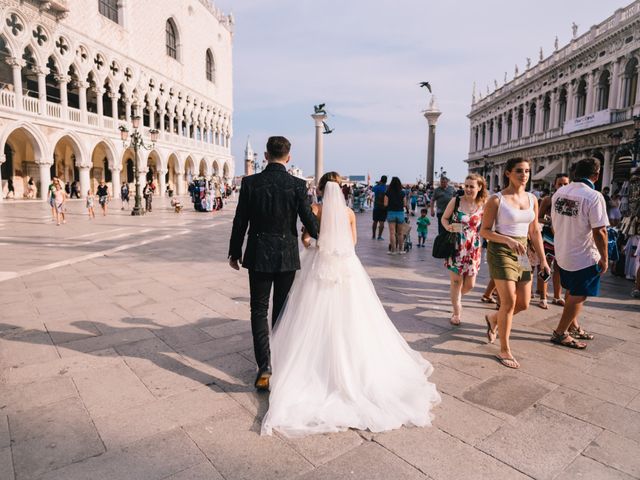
[495,354,520,369]
[550,331,587,349]
[481,295,497,304]
[552,298,565,307]
[485,315,497,344]
[568,326,595,340]
[450,314,461,326]
[538,299,549,310]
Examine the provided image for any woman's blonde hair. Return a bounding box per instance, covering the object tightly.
[466,173,488,204]
[318,171,341,192]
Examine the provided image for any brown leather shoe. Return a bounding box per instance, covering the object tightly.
[254,370,272,391]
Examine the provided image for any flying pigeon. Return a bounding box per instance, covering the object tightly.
[419,82,432,93]
[322,121,334,134]
[314,104,326,114]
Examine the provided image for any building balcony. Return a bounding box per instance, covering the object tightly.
[0,90,229,156]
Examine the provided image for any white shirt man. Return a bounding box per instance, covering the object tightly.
[551,180,609,272]
[549,159,609,351]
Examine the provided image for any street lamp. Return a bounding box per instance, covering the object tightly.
[119,115,159,216]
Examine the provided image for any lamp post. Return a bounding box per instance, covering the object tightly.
[119,115,159,216]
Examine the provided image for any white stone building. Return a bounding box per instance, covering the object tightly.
[0,0,234,201]
[466,1,640,192]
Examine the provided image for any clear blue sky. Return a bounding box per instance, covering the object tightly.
[216,0,627,183]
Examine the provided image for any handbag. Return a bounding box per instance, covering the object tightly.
[432,196,460,259]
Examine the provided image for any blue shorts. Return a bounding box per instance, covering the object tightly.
[387,210,405,224]
[559,264,601,297]
[418,231,427,239]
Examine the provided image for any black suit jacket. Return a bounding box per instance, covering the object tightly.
[228,163,319,272]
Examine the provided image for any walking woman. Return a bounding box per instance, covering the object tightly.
[384,176,408,254]
[480,158,550,369]
[441,173,488,325]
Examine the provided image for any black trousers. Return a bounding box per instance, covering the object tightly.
[248,270,296,372]
[436,213,446,235]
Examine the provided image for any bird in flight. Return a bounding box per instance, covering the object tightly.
[314,104,327,114]
[322,121,334,134]
[419,82,432,93]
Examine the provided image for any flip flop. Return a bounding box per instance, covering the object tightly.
[480,295,497,304]
[485,314,497,344]
[495,354,520,369]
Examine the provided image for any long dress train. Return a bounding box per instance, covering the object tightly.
[261,181,440,437]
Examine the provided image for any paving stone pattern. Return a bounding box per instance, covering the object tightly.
[0,198,638,479]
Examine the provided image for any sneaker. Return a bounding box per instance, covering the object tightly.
[377,236,384,241]
[632,289,640,299]
[386,250,394,255]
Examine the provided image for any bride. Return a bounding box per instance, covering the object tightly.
[261,172,441,437]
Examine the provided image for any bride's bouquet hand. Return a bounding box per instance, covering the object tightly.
[302,236,312,248]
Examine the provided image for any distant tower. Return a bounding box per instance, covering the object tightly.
[244,137,255,176]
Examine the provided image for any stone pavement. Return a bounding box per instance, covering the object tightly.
[0,197,639,480]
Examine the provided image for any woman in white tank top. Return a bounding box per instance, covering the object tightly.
[479,158,550,369]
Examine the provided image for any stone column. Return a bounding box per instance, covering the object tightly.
[550,90,558,129]
[469,126,475,153]
[78,81,88,123]
[566,84,576,120]
[585,71,596,114]
[79,165,91,199]
[602,148,612,191]
[36,67,48,115]
[56,74,69,118]
[110,93,118,119]
[95,87,104,120]
[511,108,519,140]
[0,154,5,202]
[159,110,165,132]
[125,100,132,122]
[158,168,167,197]
[38,161,52,200]
[561,155,569,174]
[110,163,121,196]
[168,112,175,134]
[311,112,327,184]
[523,106,531,137]
[9,57,25,110]
[424,97,442,185]
[609,59,621,110]
[175,170,184,195]
[502,113,509,144]
[535,99,544,133]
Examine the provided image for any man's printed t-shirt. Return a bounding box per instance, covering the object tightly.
[551,182,609,272]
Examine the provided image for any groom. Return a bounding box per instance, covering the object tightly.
[228,136,319,390]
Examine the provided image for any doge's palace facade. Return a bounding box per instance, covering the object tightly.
[466,1,640,192]
[0,0,234,200]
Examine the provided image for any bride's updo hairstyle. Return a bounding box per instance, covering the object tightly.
[318,171,341,193]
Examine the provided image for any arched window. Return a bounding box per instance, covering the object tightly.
[529,102,536,136]
[622,58,638,108]
[558,88,567,126]
[542,94,551,131]
[206,49,215,82]
[99,0,119,23]
[596,70,610,111]
[166,19,178,59]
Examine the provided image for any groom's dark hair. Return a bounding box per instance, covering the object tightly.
[266,136,291,160]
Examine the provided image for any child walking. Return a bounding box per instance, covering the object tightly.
[416,208,431,247]
[86,190,96,219]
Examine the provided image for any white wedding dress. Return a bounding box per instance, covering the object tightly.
[261,182,440,437]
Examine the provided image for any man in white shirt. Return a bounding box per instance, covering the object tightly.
[550,158,609,350]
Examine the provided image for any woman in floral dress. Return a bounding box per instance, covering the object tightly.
[440,174,488,325]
